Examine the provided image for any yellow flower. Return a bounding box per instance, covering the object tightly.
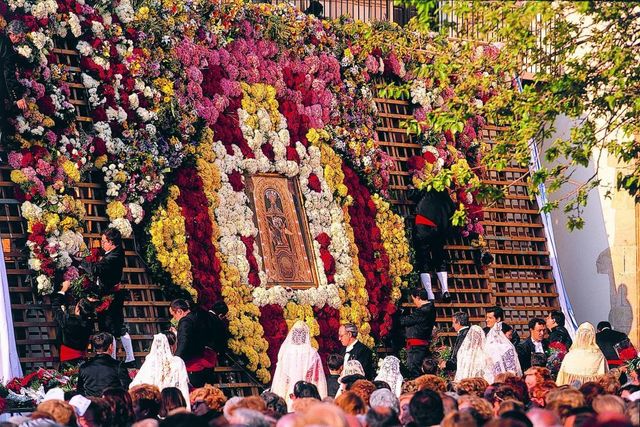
[136,6,149,20]
[106,201,127,220]
[43,212,60,233]
[10,170,27,184]
[95,155,108,169]
[61,160,80,182]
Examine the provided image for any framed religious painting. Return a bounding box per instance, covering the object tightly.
[246,174,319,289]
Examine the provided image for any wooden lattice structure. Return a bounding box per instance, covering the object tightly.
[375,97,561,343]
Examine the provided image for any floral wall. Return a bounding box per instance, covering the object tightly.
[2,0,503,381]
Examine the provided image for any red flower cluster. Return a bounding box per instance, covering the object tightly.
[258,304,288,375]
[175,167,222,309]
[240,236,260,287]
[312,305,342,371]
[307,173,322,193]
[315,233,335,283]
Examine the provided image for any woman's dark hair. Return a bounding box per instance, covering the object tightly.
[102,227,122,247]
[502,323,513,334]
[102,387,135,427]
[160,387,187,418]
[292,381,321,400]
[373,380,391,390]
[260,391,287,419]
[86,397,113,427]
[77,298,96,322]
[162,330,177,347]
[410,287,429,301]
[421,357,439,375]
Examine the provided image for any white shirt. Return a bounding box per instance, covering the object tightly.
[533,340,544,353]
[344,340,358,364]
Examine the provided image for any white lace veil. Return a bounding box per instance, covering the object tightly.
[454,325,494,384]
[375,356,403,397]
[485,322,522,377]
[270,321,327,408]
[130,333,190,408]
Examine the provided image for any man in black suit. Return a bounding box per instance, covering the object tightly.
[483,306,520,345]
[443,311,470,372]
[338,323,374,379]
[77,332,131,397]
[546,310,572,349]
[517,318,548,371]
[596,321,631,369]
[400,288,436,378]
[79,227,134,364]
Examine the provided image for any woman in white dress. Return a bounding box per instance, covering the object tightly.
[556,322,607,386]
[455,325,494,384]
[129,332,190,409]
[485,322,522,378]
[375,356,403,397]
[270,321,327,409]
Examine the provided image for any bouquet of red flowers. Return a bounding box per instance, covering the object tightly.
[546,341,568,379]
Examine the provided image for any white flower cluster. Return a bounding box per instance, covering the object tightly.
[28,31,52,51]
[20,201,43,222]
[31,0,57,19]
[128,202,144,224]
[77,41,94,57]
[68,12,82,37]
[110,217,133,238]
[410,79,444,112]
[115,0,135,23]
[36,274,52,294]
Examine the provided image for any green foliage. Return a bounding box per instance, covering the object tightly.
[399,0,640,229]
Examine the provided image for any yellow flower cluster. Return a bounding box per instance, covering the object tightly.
[106,201,127,220]
[283,302,320,349]
[149,186,197,300]
[311,132,372,347]
[10,170,27,184]
[195,134,271,383]
[371,194,412,302]
[43,212,60,233]
[153,77,174,103]
[61,159,80,182]
[240,82,280,128]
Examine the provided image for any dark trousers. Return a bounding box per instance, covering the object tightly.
[188,369,217,388]
[406,345,429,379]
[413,224,447,273]
[97,290,127,338]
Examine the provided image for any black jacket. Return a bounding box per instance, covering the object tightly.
[81,246,125,296]
[343,341,375,380]
[596,328,629,362]
[326,374,340,397]
[548,326,573,349]
[400,302,436,342]
[175,310,216,362]
[77,354,131,397]
[446,326,470,371]
[517,338,549,371]
[52,292,92,353]
[415,190,456,233]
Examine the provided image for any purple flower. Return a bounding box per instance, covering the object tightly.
[8,152,23,169]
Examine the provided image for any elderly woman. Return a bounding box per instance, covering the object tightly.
[556,322,608,386]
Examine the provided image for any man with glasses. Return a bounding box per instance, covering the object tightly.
[338,323,374,379]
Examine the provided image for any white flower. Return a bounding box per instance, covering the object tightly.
[91,21,105,38]
[128,203,144,224]
[128,93,139,109]
[20,201,43,221]
[17,45,32,59]
[28,258,41,271]
[110,218,132,238]
[77,42,94,57]
[68,12,81,37]
[115,0,135,23]
[36,274,53,294]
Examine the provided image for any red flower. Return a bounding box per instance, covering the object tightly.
[227,171,244,192]
[286,146,300,163]
[315,232,331,249]
[407,155,425,172]
[423,151,437,164]
[261,144,275,161]
[307,173,322,192]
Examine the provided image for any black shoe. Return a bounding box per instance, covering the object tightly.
[124,360,137,369]
[441,291,451,303]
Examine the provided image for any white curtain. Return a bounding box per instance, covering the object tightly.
[1,245,23,384]
[517,76,578,336]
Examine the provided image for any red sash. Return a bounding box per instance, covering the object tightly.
[607,359,625,366]
[60,345,86,362]
[185,348,218,373]
[415,215,436,227]
[406,338,430,348]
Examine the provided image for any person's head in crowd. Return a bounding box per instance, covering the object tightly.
[291,397,318,414]
[529,381,557,408]
[260,391,288,419]
[132,419,159,427]
[36,400,75,426]
[409,287,430,306]
[169,299,191,323]
[504,377,530,405]
[626,400,640,426]
[528,318,546,343]
[420,358,439,375]
[350,379,376,403]
[488,385,521,414]
[129,384,161,421]
[486,306,504,329]
[78,397,112,427]
[596,372,622,395]
[495,372,517,383]
[373,380,391,390]
[338,323,359,347]
[340,373,365,393]
[365,406,401,427]
[414,374,446,393]
[409,389,444,426]
[440,410,478,427]
[292,381,320,401]
[545,311,565,331]
[91,332,114,355]
[369,388,400,414]
[591,395,626,415]
[227,408,272,427]
[158,413,207,427]
[619,384,640,400]
[578,382,604,407]
[189,384,226,416]
[526,408,561,427]
[440,392,459,415]
[101,227,122,251]
[234,395,267,414]
[102,387,135,427]
[500,410,533,427]
[452,311,471,332]
[562,407,596,427]
[498,400,525,416]
[457,377,490,397]
[502,323,515,341]
[458,394,494,425]
[545,388,586,421]
[524,367,552,391]
[297,402,348,427]
[158,387,186,418]
[161,330,177,354]
[398,393,415,425]
[223,396,243,419]
[211,300,229,320]
[335,391,366,415]
[327,353,344,375]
